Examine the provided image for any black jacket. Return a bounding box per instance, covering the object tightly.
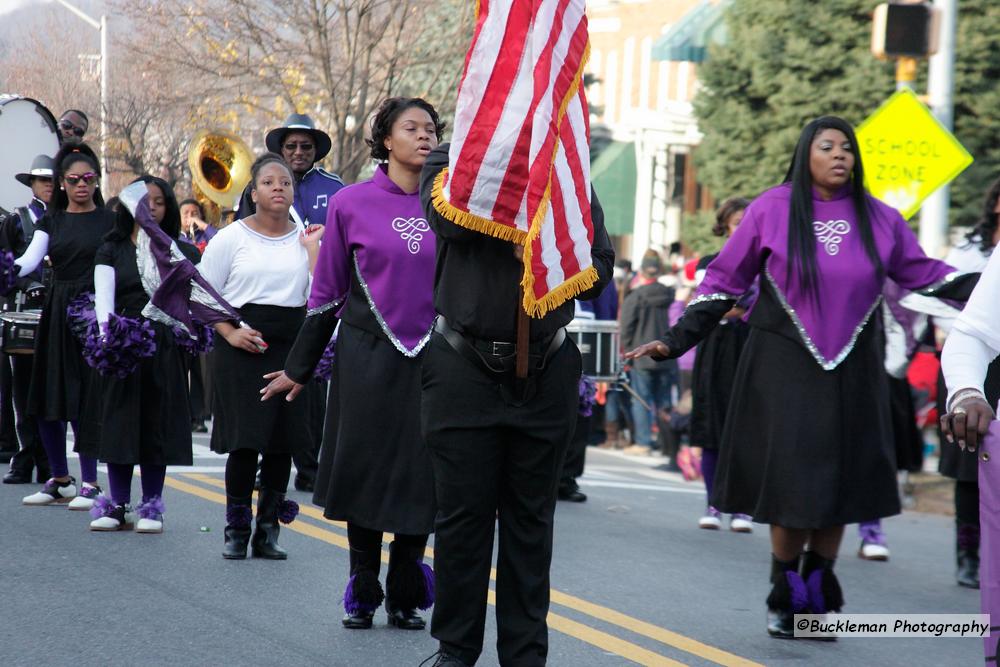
[621,281,676,371]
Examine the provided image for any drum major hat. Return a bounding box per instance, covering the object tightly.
[265,114,332,162]
[15,154,55,187]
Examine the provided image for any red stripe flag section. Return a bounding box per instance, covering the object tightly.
[432,0,596,318]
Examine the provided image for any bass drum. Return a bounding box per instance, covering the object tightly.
[0,95,60,212]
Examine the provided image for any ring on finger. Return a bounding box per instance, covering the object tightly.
[953,407,968,416]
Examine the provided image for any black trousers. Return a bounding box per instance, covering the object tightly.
[5,354,46,476]
[559,414,589,486]
[188,354,207,422]
[0,352,17,456]
[421,333,580,667]
[291,380,325,482]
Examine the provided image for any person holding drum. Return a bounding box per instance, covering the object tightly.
[77,177,194,532]
[198,153,323,560]
[17,143,115,509]
[0,155,54,485]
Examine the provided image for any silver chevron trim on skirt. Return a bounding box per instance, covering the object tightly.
[764,267,881,372]
[352,252,432,358]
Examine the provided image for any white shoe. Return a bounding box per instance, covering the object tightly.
[135,518,163,534]
[859,541,890,561]
[698,507,722,529]
[730,514,754,533]
[68,483,102,511]
[88,498,135,531]
[23,477,77,505]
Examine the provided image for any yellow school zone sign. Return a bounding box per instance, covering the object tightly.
[856,88,972,219]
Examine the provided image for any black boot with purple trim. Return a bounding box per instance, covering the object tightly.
[342,547,385,629]
[766,554,804,639]
[222,495,253,560]
[800,550,843,641]
[250,487,298,560]
[385,541,434,630]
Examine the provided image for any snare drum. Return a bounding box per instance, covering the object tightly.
[1,310,41,354]
[565,319,620,381]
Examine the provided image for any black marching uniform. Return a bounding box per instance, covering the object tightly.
[419,145,614,666]
[74,240,193,466]
[0,201,48,481]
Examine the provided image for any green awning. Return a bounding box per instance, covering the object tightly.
[651,0,730,63]
[592,141,635,236]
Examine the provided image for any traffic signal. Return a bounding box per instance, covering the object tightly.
[871,2,940,59]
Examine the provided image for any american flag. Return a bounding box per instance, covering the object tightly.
[432,0,596,317]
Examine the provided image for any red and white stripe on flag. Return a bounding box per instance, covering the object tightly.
[432,0,596,318]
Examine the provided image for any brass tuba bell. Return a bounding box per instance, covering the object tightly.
[188,129,253,225]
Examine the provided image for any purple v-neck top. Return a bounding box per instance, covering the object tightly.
[694,183,956,370]
[307,165,436,355]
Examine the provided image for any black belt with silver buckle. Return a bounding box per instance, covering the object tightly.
[433,317,566,375]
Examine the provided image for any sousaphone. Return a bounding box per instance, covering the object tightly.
[188,129,253,225]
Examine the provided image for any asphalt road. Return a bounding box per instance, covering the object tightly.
[0,437,982,666]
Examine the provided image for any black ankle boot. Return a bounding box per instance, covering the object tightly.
[385,540,434,630]
[800,551,842,641]
[251,487,298,560]
[766,554,803,639]
[957,523,981,589]
[223,496,253,560]
[343,547,385,629]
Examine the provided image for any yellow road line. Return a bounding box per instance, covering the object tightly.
[176,473,762,667]
[166,475,683,666]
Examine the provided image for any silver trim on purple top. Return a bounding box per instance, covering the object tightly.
[688,292,741,308]
[763,267,881,372]
[306,299,343,318]
[352,252,432,358]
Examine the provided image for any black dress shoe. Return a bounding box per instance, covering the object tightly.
[342,611,375,629]
[557,481,587,503]
[419,651,469,667]
[766,609,795,638]
[191,420,208,433]
[3,469,33,484]
[387,607,426,630]
[293,475,314,493]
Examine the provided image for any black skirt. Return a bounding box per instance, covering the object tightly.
[76,322,193,466]
[312,320,435,535]
[711,283,900,529]
[689,319,750,450]
[28,277,94,421]
[210,303,309,456]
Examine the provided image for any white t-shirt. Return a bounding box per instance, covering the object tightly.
[198,219,310,308]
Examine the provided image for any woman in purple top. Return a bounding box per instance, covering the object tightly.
[627,116,966,639]
[262,98,442,631]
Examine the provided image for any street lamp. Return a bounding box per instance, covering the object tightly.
[53,0,108,187]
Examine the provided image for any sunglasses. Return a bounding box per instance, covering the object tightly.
[59,120,86,137]
[282,142,314,152]
[64,172,98,186]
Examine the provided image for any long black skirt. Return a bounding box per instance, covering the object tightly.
[76,322,192,466]
[313,321,435,535]
[210,303,309,456]
[689,319,749,450]
[28,277,93,421]
[712,287,900,529]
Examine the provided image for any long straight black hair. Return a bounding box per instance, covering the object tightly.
[50,142,105,213]
[106,175,181,242]
[783,116,882,300]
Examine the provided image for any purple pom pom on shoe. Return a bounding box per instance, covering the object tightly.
[0,250,19,295]
[226,504,253,528]
[313,336,337,382]
[343,572,385,615]
[785,571,809,613]
[418,562,435,610]
[89,495,117,520]
[278,499,299,524]
[137,496,165,521]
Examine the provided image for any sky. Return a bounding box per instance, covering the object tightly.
[0,0,50,17]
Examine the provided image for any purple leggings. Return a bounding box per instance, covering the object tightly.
[701,448,719,501]
[107,463,167,505]
[37,419,97,483]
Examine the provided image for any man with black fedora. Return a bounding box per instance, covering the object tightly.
[235,114,344,493]
[0,154,54,483]
[236,113,345,228]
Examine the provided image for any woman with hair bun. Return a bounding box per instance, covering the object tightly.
[17,143,114,510]
[198,153,324,560]
[261,97,443,631]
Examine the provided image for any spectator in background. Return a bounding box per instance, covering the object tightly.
[620,250,677,455]
[178,199,218,252]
